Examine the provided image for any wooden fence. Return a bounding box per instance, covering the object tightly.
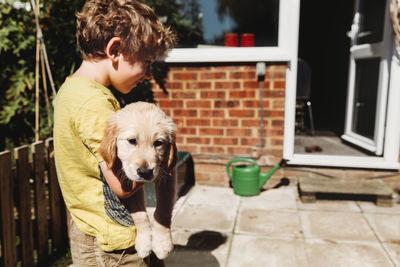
[0,138,68,267]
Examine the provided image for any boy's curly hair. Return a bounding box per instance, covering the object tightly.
[76,0,175,61]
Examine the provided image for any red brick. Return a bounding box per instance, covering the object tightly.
[243,81,270,89]
[178,127,197,135]
[185,100,211,108]
[227,128,253,136]
[165,82,183,90]
[266,71,286,79]
[199,128,224,136]
[214,100,240,108]
[213,119,238,127]
[227,147,253,155]
[241,138,260,146]
[272,99,285,109]
[243,100,270,108]
[154,91,168,99]
[172,92,197,99]
[229,110,255,117]
[270,138,283,146]
[264,129,284,136]
[272,119,284,128]
[187,137,211,144]
[176,136,184,143]
[186,118,211,126]
[213,137,238,145]
[241,119,263,127]
[200,72,227,80]
[215,81,241,89]
[173,118,184,126]
[229,90,256,98]
[260,110,285,117]
[173,72,198,80]
[194,172,211,181]
[177,145,198,153]
[173,109,198,117]
[262,91,284,98]
[186,81,212,90]
[273,81,286,89]
[159,100,183,108]
[261,148,283,157]
[200,91,226,99]
[230,71,256,79]
[200,110,226,117]
[200,146,225,154]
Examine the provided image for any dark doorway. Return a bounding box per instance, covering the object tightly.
[297,0,354,135]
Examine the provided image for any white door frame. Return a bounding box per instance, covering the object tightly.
[341,0,393,155]
[283,0,400,169]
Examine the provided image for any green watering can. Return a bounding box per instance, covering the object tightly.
[226,158,287,196]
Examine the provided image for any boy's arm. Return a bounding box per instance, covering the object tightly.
[99,161,143,199]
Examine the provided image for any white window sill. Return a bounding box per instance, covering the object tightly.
[163,47,291,63]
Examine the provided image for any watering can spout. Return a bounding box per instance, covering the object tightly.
[259,159,288,188]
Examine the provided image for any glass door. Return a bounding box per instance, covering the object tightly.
[342,0,392,155]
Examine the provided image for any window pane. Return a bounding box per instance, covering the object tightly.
[177,0,279,48]
[356,0,386,45]
[352,57,380,139]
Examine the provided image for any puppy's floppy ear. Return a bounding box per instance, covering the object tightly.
[98,117,118,169]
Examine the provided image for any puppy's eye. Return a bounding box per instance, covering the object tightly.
[154,140,163,147]
[128,139,137,145]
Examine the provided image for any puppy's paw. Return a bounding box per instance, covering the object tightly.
[131,211,152,258]
[152,220,173,259]
[135,230,152,258]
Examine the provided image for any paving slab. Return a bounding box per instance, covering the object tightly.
[382,242,400,266]
[172,204,237,232]
[240,186,298,211]
[167,229,231,267]
[358,201,400,214]
[236,208,303,239]
[304,239,394,267]
[227,235,308,267]
[300,210,377,241]
[184,185,240,208]
[298,199,361,213]
[363,213,400,242]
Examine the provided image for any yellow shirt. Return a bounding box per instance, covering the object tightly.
[53,77,136,251]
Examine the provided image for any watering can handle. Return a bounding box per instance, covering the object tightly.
[226,158,258,181]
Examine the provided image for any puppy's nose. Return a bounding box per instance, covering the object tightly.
[137,167,153,180]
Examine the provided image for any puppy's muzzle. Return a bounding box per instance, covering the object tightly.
[137,167,154,181]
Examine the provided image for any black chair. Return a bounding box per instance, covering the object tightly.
[296,59,315,135]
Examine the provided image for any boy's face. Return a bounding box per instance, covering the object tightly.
[111,54,153,94]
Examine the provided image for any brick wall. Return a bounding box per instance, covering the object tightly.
[153,63,287,187]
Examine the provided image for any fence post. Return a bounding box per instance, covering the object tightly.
[32,141,49,264]
[0,151,17,267]
[46,138,68,252]
[15,145,35,266]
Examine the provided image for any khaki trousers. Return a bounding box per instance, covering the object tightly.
[68,216,164,267]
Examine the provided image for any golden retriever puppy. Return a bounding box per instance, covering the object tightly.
[98,101,177,259]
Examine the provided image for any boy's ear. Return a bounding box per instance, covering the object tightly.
[98,118,118,168]
[106,37,122,63]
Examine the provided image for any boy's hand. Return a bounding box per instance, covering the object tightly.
[99,161,143,199]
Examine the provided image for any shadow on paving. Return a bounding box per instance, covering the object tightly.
[165,231,227,267]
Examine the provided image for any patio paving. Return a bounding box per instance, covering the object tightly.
[165,183,400,267]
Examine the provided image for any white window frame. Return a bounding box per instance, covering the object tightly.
[163,0,298,63]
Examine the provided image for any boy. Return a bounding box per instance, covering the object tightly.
[53,0,175,265]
